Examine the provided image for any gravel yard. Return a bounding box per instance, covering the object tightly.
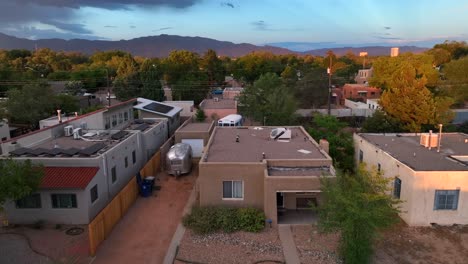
[291,225,342,264]
[175,228,285,264]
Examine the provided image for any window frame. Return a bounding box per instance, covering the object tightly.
[132,150,136,164]
[434,190,459,210]
[16,193,42,209]
[124,156,128,168]
[359,150,363,163]
[393,177,402,199]
[222,180,244,200]
[90,185,98,204]
[51,194,77,209]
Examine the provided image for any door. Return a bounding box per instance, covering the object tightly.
[181,139,204,157]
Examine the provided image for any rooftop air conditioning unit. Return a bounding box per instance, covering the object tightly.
[64,125,73,137]
[73,128,82,139]
[270,128,291,140]
[80,122,88,130]
[214,97,219,102]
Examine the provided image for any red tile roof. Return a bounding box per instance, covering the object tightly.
[41,167,100,189]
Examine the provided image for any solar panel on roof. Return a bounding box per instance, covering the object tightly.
[79,143,105,156]
[29,148,48,156]
[142,102,173,114]
[44,148,62,156]
[111,131,128,140]
[135,123,149,131]
[61,148,80,156]
[9,147,29,156]
[134,119,144,124]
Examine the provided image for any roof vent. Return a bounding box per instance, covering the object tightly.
[270,128,291,140]
[420,133,438,148]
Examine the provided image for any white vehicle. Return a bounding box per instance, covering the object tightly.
[217,114,243,127]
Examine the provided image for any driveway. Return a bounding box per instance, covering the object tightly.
[93,166,197,264]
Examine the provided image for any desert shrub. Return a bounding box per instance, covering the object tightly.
[183,206,265,234]
[237,208,265,232]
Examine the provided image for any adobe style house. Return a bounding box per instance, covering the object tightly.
[354,68,373,84]
[342,84,381,104]
[223,87,243,100]
[354,132,468,226]
[0,99,169,224]
[175,120,215,158]
[198,126,335,226]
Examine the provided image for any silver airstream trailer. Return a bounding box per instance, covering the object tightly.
[166,143,193,177]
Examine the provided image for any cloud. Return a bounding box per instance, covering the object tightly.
[251,20,269,31]
[15,0,200,9]
[373,36,402,40]
[41,20,93,34]
[1,26,105,40]
[104,25,118,28]
[384,26,391,30]
[130,25,136,29]
[221,2,235,8]
[153,27,173,32]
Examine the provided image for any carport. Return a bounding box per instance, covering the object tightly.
[277,191,320,224]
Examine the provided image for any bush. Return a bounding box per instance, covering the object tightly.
[183,206,265,234]
[237,208,265,232]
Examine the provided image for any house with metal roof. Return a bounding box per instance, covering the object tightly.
[133,97,182,136]
[354,132,468,226]
[198,126,335,226]
[1,99,169,224]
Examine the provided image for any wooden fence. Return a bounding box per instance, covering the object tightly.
[88,176,138,256]
[87,150,163,256]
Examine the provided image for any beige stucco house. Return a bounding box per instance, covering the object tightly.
[198,126,335,226]
[354,132,468,226]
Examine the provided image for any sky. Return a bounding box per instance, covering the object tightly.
[1,0,468,50]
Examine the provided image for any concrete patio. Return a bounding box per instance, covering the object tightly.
[278,209,318,225]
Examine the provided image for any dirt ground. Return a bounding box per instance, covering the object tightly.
[93,167,197,264]
[176,228,284,264]
[291,225,341,264]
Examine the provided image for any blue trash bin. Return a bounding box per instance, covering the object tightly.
[140,183,152,197]
[143,176,155,192]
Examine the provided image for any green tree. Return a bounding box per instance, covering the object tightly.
[441,56,468,106]
[162,50,200,84]
[0,159,44,211]
[361,110,404,133]
[1,82,56,128]
[307,114,355,172]
[195,108,206,122]
[238,73,298,125]
[172,73,209,105]
[64,80,84,95]
[54,94,79,114]
[318,165,400,264]
[201,49,225,85]
[140,59,164,101]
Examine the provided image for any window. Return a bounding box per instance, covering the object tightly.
[90,185,98,203]
[128,109,133,120]
[16,193,41,208]
[393,178,402,199]
[124,111,129,121]
[359,150,363,163]
[105,116,111,129]
[132,150,136,164]
[222,181,243,199]
[124,157,128,168]
[112,114,117,127]
[378,163,381,172]
[1,137,7,141]
[111,166,117,183]
[51,194,77,208]
[118,113,123,124]
[434,190,459,210]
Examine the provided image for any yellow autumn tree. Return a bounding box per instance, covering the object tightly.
[379,61,453,132]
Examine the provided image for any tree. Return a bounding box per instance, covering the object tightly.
[441,56,468,106]
[318,165,400,264]
[140,59,164,101]
[361,110,404,133]
[55,94,79,114]
[238,73,298,125]
[307,114,355,172]
[201,49,225,85]
[64,80,85,95]
[294,68,329,108]
[2,82,56,128]
[0,159,44,211]
[195,108,206,122]
[379,62,453,132]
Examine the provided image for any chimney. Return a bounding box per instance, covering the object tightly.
[74,112,78,117]
[437,124,443,152]
[319,139,330,154]
[262,152,266,159]
[57,109,62,123]
[428,130,433,150]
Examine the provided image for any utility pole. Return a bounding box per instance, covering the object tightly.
[105,68,110,107]
[327,52,332,115]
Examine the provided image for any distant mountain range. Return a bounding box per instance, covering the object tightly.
[0,33,428,57]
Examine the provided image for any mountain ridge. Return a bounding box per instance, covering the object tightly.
[0,32,428,57]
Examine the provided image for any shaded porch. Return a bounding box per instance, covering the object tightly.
[278,209,318,224]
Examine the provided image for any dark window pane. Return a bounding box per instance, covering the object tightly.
[223,181,232,198]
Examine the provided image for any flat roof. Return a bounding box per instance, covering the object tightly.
[178,122,212,133]
[359,133,468,171]
[134,98,182,118]
[268,166,331,176]
[205,127,327,162]
[201,99,236,109]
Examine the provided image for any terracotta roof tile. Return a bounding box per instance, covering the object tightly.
[41,167,99,189]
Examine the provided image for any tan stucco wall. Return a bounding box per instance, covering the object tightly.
[198,162,265,209]
[354,134,468,226]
